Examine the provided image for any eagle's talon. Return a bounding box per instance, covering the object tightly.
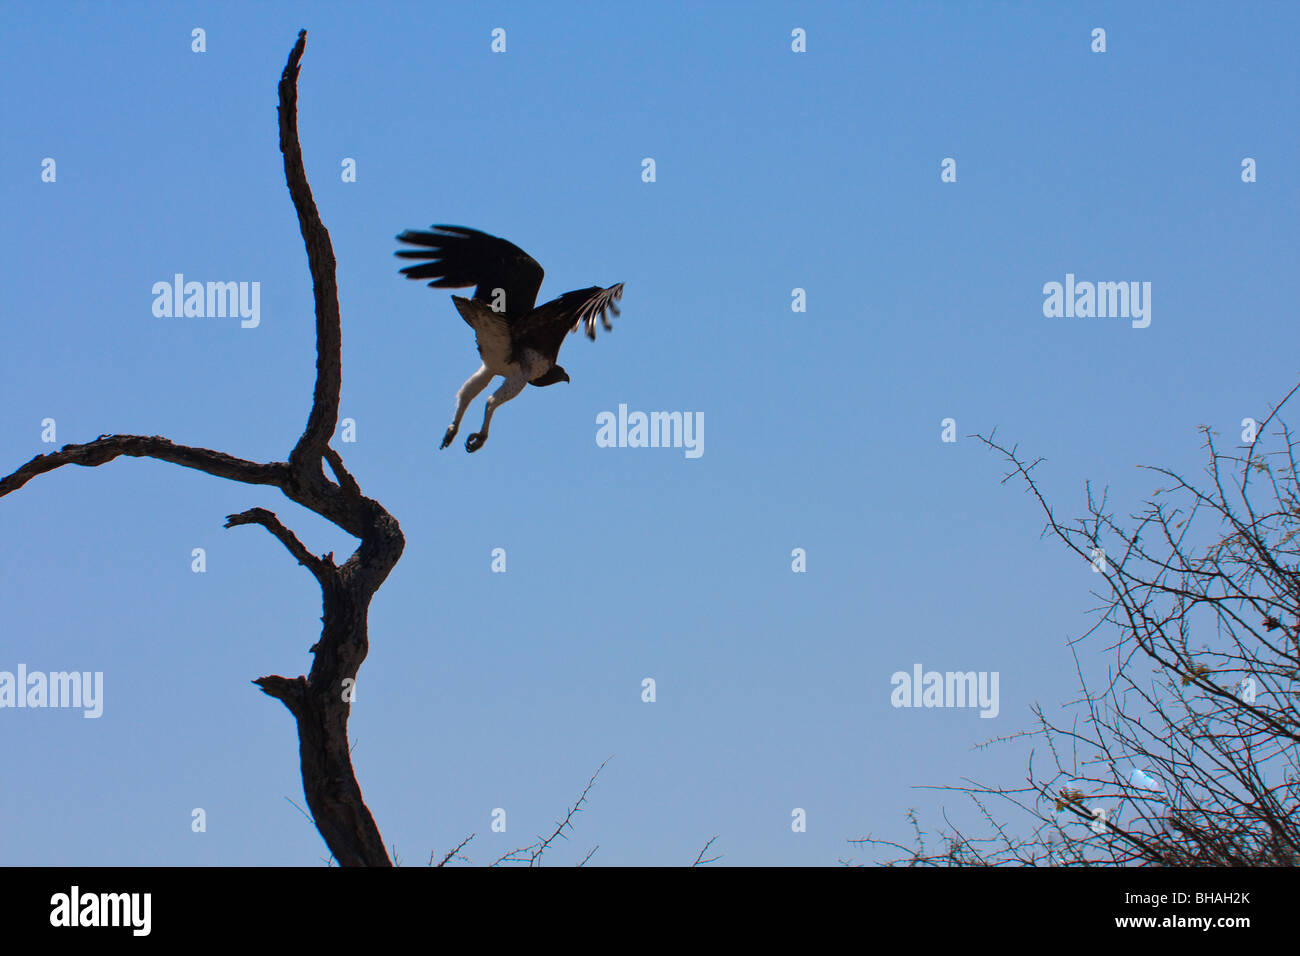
[466,433,485,453]
[440,427,457,450]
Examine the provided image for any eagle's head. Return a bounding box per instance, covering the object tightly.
[531,365,570,387]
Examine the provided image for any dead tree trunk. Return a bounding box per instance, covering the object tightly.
[0,30,399,867]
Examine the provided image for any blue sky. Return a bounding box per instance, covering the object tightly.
[1,1,1297,865]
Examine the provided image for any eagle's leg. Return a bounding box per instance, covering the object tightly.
[466,372,527,453]
[442,365,493,450]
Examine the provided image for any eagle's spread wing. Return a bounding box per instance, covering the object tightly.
[450,295,512,368]
[568,283,625,340]
[512,284,625,361]
[395,225,545,317]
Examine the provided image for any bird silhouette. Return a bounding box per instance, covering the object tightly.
[396,225,624,452]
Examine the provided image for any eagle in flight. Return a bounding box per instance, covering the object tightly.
[395,225,624,452]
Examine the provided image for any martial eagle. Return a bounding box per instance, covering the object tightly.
[395,225,624,452]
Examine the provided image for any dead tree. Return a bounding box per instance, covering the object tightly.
[0,31,399,867]
[850,386,1300,866]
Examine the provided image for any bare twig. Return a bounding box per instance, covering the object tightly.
[492,757,612,867]
[865,410,1300,866]
[433,834,476,868]
[692,835,723,866]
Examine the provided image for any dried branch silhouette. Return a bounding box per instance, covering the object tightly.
[851,391,1300,866]
[691,835,723,866]
[0,30,401,867]
[433,834,476,868]
[490,757,611,867]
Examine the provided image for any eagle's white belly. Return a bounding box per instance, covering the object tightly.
[451,297,550,380]
[480,341,548,380]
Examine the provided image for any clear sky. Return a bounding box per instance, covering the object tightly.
[1,1,1297,865]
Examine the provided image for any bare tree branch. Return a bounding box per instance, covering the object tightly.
[492,757,611,867]
[692,835,723,866]
[0,435,286,497]
[1,30,403,867]
[225,507,332,581]
[278,30,341,472]
[433,834,476,868]
[323,445,360,499]
[860,409,1300,866]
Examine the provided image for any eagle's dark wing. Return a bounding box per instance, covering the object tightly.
[568,283,625,340]
[395,225,545,317]
[512,283,624,348]
[512,283,625,362]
